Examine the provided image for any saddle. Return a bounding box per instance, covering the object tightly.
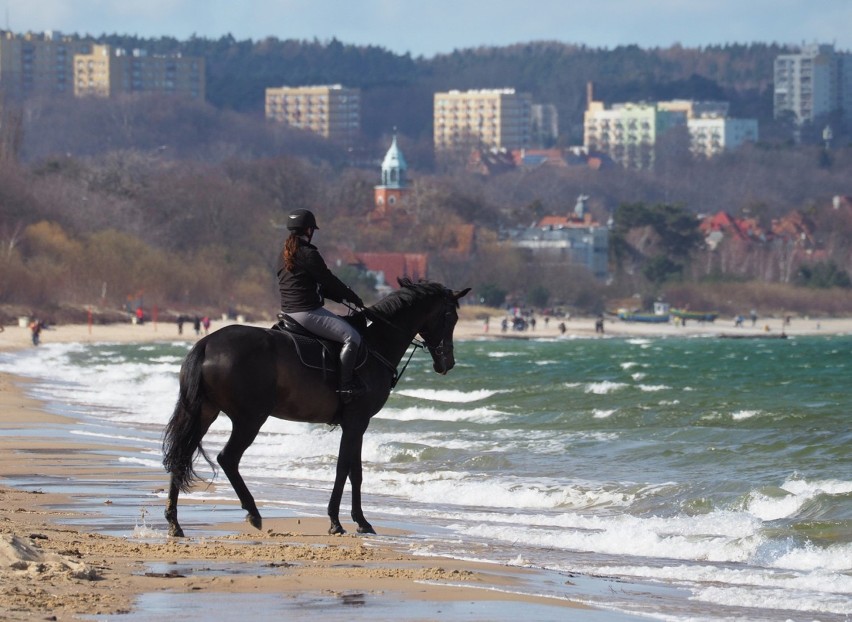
[272,313,367,375]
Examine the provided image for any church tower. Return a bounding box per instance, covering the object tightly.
[372,132,410,221]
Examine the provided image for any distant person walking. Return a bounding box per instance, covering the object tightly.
[29,318,43,346]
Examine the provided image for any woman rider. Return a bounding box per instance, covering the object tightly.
[278,209,366,403]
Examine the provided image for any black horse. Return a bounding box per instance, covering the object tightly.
[162,278,470,537]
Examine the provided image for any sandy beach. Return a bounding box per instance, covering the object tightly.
[2,308,849,350]
[1,314,850,620]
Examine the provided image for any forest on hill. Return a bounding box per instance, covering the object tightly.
[1,36,851,323]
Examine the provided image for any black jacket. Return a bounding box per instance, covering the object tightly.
[277,238,362,312]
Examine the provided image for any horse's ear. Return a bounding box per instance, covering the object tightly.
[453,287,471,301]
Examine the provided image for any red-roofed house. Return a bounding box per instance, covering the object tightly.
[354,252,428,292]
[700,211,769,246]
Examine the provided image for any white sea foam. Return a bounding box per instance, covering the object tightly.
[581,563,852,616]
[592,409,616,419]
[584,381,628,394]
[693,585,851,615]
[638,384,669,392]
[732,409,762,420]
[395,388,503,403]
[118,456,163,469]
[746,476,852,522]
[457,510,762,564]
[781,476,852,497]
[376,406,508,423]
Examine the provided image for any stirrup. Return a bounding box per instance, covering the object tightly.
[338,380,366,404]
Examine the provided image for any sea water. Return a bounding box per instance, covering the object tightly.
[1,334,850,620]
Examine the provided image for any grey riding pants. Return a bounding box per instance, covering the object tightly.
[287,307,361,348]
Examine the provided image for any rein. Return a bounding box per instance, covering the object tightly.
[343,301,427,390]
[369,339,425,389]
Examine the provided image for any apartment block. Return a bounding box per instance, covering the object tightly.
[74,44,205,100]
[0,30,91,97]
[434,89,532,152]
[585,95,757,167]
[531,103,559,147]
[265,84,360,146]
[774,44,852,125]
[688,117,758,158]
[584,100,684,169]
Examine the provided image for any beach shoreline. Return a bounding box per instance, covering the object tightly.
[1,310,849,353]
[1,317,850,619]
[0,320,620,621]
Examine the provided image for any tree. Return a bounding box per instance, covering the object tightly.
[796,262,851,289]
[477,283,507,307]
[643,255,683,286]
[527,285,550,308]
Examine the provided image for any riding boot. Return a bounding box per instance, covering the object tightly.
[338,341,365,404]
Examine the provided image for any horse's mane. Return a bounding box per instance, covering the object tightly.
[369,278,452,317]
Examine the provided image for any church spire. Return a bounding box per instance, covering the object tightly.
[381,130,407,189]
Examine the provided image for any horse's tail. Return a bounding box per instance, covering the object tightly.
[162,339,217,493]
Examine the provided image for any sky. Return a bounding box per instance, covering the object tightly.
[5,0,851,57]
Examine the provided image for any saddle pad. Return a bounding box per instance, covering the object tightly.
[272,322,368,373]
[284,330,337,372]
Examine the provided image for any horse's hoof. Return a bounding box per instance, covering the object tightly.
[328,523,346,536]
[168,525,185,538]
[247,514,263,531]
[356,524,376,535]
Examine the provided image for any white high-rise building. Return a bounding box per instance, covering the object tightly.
[774,44,852,125]
[688,117,759,158]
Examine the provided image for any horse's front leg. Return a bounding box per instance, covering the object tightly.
[328,425,374,535]
[327,434,349,535]
[347,434,375,534]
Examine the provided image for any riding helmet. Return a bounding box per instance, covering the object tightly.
[286,208,319,231]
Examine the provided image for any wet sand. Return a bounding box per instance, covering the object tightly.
[0,315,849,620]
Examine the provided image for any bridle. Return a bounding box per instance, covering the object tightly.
[343,294,456,387]
[415,297,456,371]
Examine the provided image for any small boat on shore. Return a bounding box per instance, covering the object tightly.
[617,310,671,323]
[615,301,671,323]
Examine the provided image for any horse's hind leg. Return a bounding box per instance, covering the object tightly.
[217,413,267,531]
[165,477,187,537]
[165,401,220,538]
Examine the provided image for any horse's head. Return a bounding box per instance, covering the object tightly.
[417,284,471,375]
